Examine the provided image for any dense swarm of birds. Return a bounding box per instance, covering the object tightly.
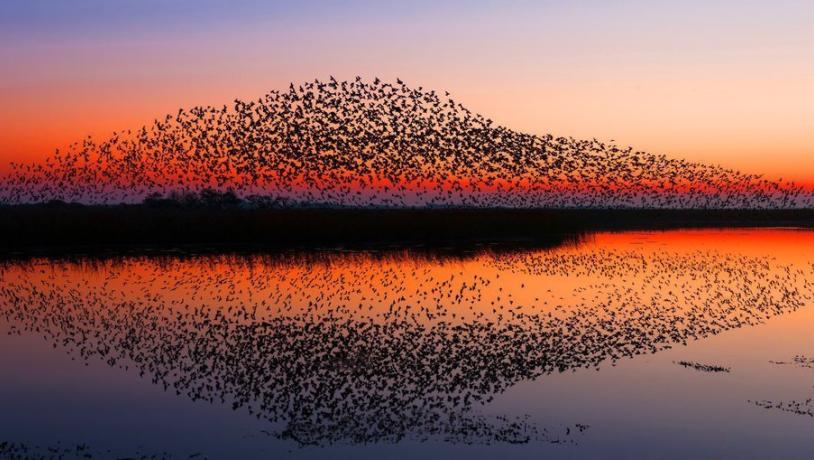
[1,77,811,208]
[2,241,812,446]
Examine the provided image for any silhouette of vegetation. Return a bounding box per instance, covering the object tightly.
[143,189,242,208]
[0,203,812,257]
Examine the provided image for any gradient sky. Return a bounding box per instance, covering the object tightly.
[1,0,812,181]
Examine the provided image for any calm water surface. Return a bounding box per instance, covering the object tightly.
[2,229,814,459]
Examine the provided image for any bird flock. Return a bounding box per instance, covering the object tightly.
[1,240,812,446]
[1,77,811,208]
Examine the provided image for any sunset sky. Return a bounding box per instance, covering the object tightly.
[2,0,812,182]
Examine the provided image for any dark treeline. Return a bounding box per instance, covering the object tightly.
[142,189,293,209]
[1,197,813,257]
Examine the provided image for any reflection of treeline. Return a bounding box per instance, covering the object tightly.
[0,205,812,257]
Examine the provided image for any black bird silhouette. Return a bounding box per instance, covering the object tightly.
[0,77,810,208]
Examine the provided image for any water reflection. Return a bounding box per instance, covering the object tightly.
[1,230,813,449]
[751,355,814,417]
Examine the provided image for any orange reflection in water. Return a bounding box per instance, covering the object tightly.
[2,228,812,340]
[1,228,814,445]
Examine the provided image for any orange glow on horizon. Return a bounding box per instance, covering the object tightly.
[2,2,812,184]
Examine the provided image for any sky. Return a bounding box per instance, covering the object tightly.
[1,0,813,182]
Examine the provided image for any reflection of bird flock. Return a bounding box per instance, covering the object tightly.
[1,77,811,208]
[751,355,814,417]
[674,360,731,373]
[0,441,171,460]
[1,245,812,446]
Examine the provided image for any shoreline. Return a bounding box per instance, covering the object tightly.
[1,206,813,258]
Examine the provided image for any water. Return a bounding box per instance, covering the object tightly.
[2,228,814,459]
